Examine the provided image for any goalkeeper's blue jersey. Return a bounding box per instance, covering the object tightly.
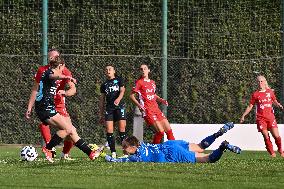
[106,140,196,163]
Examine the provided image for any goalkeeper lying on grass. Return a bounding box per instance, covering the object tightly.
[105,122,241,163]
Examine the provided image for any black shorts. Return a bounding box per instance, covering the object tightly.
[105,108,127,122]
[35,105,58,124]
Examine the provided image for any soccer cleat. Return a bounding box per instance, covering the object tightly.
[105,142,110,150]
[217,122,234,136]
[111,152,117,159]
[42,146,54,163]
[221,141,241,154]
[60,153,75,161]
[118,154,128,159]
[89,146,105,160]
[88,143,99,151]
[51,147,57,158]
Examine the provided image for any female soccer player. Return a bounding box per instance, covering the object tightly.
[26,49,75,160]
[240,75,284,157]
[99,65,127,158]
[104,123,240,163]
[26,55,100,162]
[130,64,175,144]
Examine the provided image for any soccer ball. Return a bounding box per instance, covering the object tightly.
[20,146,38,162]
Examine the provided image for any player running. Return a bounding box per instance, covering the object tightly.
[26,55,100,162]
[26,49,75,160]
[240,75,284,157]
[104,122,240,163]
[130,64,175,144]
[99,65,127,158]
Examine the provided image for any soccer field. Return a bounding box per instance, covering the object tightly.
[0,146,283,189]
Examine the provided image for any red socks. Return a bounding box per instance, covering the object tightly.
[62,140,74,154]
[166,129,175,140]
[264,137,274,155]
[275,136,283,153]
[38,123,51,144]
[153,132,164,144]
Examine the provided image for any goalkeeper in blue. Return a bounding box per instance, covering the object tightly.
[105,122,241,163]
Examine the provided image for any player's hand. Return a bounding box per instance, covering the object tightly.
[161,99,168,106]
[279,104,283,110]
[57,90,66,96]
[25,110,31,119]
[240,116,245,123]
[114,99,120,106]
[138,105,145,113]
[65,76,77,84]
[99,116,105,125]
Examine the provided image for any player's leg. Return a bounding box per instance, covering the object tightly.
[46,114,95,161]
[105,110,116,157]
[152,120,165,144]
[269,127,284,157]
[160,117,175,141]
[196,122,234,150]
[116,108,127,143]
[196,141,241,163]
[58,111,74,160]
[257,119,275,157]
[38,122,51,144]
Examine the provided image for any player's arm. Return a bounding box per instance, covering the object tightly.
[130,92,145,112]
[25,81,39,119]
[156,94,168,106]
[240,104,254,123]
[114,86,125,106]
[273,99,283,109]
[99,93,106,124]
[105,154,141,162]
[58,81,76,97]
[49,73,77,84]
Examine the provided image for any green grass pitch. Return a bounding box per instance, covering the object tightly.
[0,146,284,189]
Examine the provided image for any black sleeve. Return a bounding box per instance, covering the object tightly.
[100,82,105,94]
[118,77,125,87]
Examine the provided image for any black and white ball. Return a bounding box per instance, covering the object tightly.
[20,146,38,162]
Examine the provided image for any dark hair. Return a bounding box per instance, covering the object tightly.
[122,136,139,148]
[105,64,115,69]
[49,56,63,68]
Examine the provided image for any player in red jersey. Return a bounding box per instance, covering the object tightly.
[26,49,75,160]
[130,64,175,144]
[240,75,284,157]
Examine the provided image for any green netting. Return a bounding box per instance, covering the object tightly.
[0,0,283,143]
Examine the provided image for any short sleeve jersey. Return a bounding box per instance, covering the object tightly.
[100,76,125,110]
[131,77,159,111]
[34,66,72,107]
[249,88,276,120]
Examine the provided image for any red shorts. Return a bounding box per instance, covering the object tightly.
[143,108,166,126]
[55,106,69,117]
[256,118,277,132]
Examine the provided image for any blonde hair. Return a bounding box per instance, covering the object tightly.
[257,75,270,89]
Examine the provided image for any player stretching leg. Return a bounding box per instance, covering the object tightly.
[26,56,100,162]
[104,131,241,163]
[26,49,75,160]
[130,64,175,144]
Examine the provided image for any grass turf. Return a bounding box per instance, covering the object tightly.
[0,146,284,189]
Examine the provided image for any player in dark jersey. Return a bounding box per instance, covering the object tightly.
[99,65,127,158]
[26,56,101,162]
[104,123,241,163]
[26,49,75,160]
